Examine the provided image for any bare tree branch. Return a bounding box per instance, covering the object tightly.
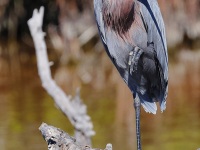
[27,6,95,146]
[39,123,112,150]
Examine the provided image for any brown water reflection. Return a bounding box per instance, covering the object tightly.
[0,42,200,150]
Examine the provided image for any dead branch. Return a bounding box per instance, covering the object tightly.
[39,123,112,150]
[27,6,95,146]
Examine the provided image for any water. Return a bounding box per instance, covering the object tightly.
[0,42,200,150]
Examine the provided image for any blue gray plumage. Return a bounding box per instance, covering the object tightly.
[94,0,168,114]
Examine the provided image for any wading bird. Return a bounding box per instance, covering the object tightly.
[94,0,168,149]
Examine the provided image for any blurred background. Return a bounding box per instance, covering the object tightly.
[0,0,200,150]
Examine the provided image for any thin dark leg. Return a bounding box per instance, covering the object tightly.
[134,95,141,150]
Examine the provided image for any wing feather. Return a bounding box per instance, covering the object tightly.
[139,0,168,80]
[138,0,168,110]
[94,0,106,44]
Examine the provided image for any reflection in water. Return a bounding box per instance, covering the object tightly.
[0,69,74,149]
[0,42,200,150]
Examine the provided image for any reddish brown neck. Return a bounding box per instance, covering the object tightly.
[102,0,135,34]
[103,0,134,16]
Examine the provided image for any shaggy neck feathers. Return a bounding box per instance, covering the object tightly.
[102,0,135,34]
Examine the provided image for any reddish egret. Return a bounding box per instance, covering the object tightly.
[94,0,168,149]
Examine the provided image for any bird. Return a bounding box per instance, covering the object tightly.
[94,0,168,149]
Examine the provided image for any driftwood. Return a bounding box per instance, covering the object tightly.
[39,123,112,150]
[27,6,109,149]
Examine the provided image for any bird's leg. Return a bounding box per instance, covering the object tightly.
[134,94,142,150]
[128,47,143,74]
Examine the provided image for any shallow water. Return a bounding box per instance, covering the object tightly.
[0,44,200,150]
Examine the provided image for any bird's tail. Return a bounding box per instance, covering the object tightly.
[140,100,157,114]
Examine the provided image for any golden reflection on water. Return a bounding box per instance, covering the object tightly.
[0,42,200,150]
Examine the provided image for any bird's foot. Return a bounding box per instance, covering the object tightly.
[128,47,143,74]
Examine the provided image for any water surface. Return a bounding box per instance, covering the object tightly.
[0,43,200,150]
